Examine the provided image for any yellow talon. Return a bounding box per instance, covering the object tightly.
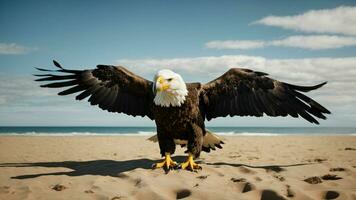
[152,153,177,170]
[180,153,202,171]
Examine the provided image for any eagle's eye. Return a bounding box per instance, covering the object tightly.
[167,78,173,82]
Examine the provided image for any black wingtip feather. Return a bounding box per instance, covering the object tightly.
[76,90,92,100]
[287,81,327,92]
[33,74,53,77]
[58,85,86,96]
[53,60,63,69]
[35,67,54,72]
[292,90,331,114]
[40,80,78,88]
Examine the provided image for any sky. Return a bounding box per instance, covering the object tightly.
[1,0,356,127]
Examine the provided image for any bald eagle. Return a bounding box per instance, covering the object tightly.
[35,60,330,171]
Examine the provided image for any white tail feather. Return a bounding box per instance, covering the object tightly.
[202,129,224,149]
[147,129,224,151]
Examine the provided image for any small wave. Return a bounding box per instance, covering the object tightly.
[213,132,280,136]
[238,132,281,136]
[212,132,356,136]
[210,131,283,136]
[137,131,157,135]
[213,132,236,135]
[0,132,99,136]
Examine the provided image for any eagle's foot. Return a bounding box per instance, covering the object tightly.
[180,153,202,171]
[152,153,177,171]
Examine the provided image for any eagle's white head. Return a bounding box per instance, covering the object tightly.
[153,69,188,107]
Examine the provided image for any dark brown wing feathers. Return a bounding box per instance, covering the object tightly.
[202,68,330,124]
[35,60,154,119]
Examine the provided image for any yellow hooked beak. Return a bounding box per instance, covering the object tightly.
[156,76,170,92]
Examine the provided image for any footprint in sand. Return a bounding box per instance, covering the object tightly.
[321,174,342,180]
[241,182,254,193]
[314,158,327,163]
[304,174,342,185]
[111,196,124,200]
[304,176,322,184]
[230,178,255,193]
[324,191,340,199]
[286,185,295,198]
[196,175,209,180]
[304,158,327,163]
[231,178,246,183]
[52,184,66,191]
[329,167,345,172]
[176,189,191,199]
[265,166,284,173]
[261,190,286,200]
[273,174,285,182]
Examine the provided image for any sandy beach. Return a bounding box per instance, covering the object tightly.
[0,135,355,200]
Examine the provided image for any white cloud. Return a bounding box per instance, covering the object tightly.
[0,43,37,55]
[253,6,356,35]
[205,40,265,49]
[118,55,267,79]
[0,74,58,106]
[269,35,356,50]
[205,35,356,50]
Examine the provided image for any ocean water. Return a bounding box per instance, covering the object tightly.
[0,126,355,136]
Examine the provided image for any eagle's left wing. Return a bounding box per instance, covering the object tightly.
[35,60,154,119]
[201,68,330,124]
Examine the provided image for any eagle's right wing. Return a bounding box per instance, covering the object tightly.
[201,68,331,124]
[35,60,154,119]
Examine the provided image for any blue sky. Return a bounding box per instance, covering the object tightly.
[1,0,356,126]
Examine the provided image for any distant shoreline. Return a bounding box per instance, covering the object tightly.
[1,126,356,136]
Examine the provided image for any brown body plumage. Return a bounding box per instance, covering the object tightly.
[35,61,331,170]
[153,83,205,158]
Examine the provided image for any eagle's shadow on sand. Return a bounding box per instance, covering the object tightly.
[0,156,186,179]
[0,157,312,179]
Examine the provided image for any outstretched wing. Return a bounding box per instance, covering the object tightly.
[35,60,154,119]
[201,68,330,124]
